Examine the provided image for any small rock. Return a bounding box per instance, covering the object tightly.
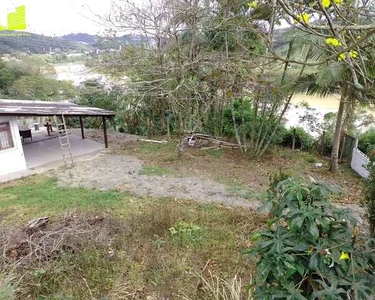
[314,163,323,168]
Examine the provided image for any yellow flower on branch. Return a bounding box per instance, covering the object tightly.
[248,1,258,8]
[326,37,342,47]
[338,53,346,61]
[322,0,331,8]
[295,13,309,25]
[334,0,343,4]
[340,252,350,260]
[350,50,358,59]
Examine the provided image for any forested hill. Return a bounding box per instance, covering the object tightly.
[61,33,146,49]
[0,32,90,54]
[0,32,145,54]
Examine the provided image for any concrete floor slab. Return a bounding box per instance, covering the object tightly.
[23,134,105,169]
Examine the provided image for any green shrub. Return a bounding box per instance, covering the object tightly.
[359,128,375,155]
[169,221,203,246]
[303,153,318,164]
[363,158,375,237]
[248,177,375,299]
[281,127,315,150]
[221,99,287,149]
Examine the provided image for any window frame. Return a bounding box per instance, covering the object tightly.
[0,121,15,152]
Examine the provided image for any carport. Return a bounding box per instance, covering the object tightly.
[0,99,115,176]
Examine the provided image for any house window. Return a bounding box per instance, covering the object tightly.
[0,122,14,151]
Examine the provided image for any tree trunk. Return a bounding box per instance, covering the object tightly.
[330,84,348,173]
[231,100,243,153]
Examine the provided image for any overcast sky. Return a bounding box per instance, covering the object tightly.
[0,0,133,36]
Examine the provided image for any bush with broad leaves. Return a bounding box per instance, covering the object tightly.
[247,177,375,300]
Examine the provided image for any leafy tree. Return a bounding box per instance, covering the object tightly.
[8,76,76,101]
[78,80,125,129]
[0,56,75,101]
[78,80,121,112]
[255,0,375,172]
[0,65,16,91]
[281,127,315,150]
[359,128,375,155]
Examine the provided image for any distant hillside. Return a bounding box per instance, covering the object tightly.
[0,32,91,54]
[61,33,98,45]
[62,33,146,49]
[0,31,146,55]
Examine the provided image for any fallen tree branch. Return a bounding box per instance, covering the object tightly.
[139,139,168,144]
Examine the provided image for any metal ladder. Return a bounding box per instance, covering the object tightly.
[54,114,74,168]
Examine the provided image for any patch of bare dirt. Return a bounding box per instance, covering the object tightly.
[51,153,261,209]
[119,140,363,205]
[51,131,363,218]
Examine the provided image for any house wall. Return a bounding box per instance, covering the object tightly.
[0,116,27,176]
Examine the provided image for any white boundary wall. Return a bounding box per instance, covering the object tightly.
[351,148,370,179]
[0,116,27,176]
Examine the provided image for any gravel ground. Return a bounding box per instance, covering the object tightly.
[50,152,366,224]
[51,153,261,209]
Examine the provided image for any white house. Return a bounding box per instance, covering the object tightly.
[0,116,27,176]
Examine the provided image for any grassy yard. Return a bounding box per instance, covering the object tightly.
[0,137,364,299]
[0,176,264,300]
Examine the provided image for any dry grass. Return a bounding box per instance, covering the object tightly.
[0,177,266,300]
[181,272,253,300]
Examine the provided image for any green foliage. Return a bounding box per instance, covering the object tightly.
[248,177,375,299]
[78,79,130,130]
[169,221,203,245]
[78,80,121,112]
[0,57,76,101]
[222,99,287,149]
[359,128,375,156]
[363,157,375,237]
[8,76,76,100]
[303,153,318,164]
[0,64,16,90]
[319,112,337,155]
[281,127,315,150]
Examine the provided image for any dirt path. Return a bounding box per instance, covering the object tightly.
[51,153,261,209]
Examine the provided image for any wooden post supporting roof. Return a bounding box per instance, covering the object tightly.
[79,116,85,139]
[103,116,108,148]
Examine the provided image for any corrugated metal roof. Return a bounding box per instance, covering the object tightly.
[0,99,115,117]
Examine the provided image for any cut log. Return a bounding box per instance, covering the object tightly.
[139,139,168,144]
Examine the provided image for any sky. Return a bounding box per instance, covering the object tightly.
[0,0,136,36]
